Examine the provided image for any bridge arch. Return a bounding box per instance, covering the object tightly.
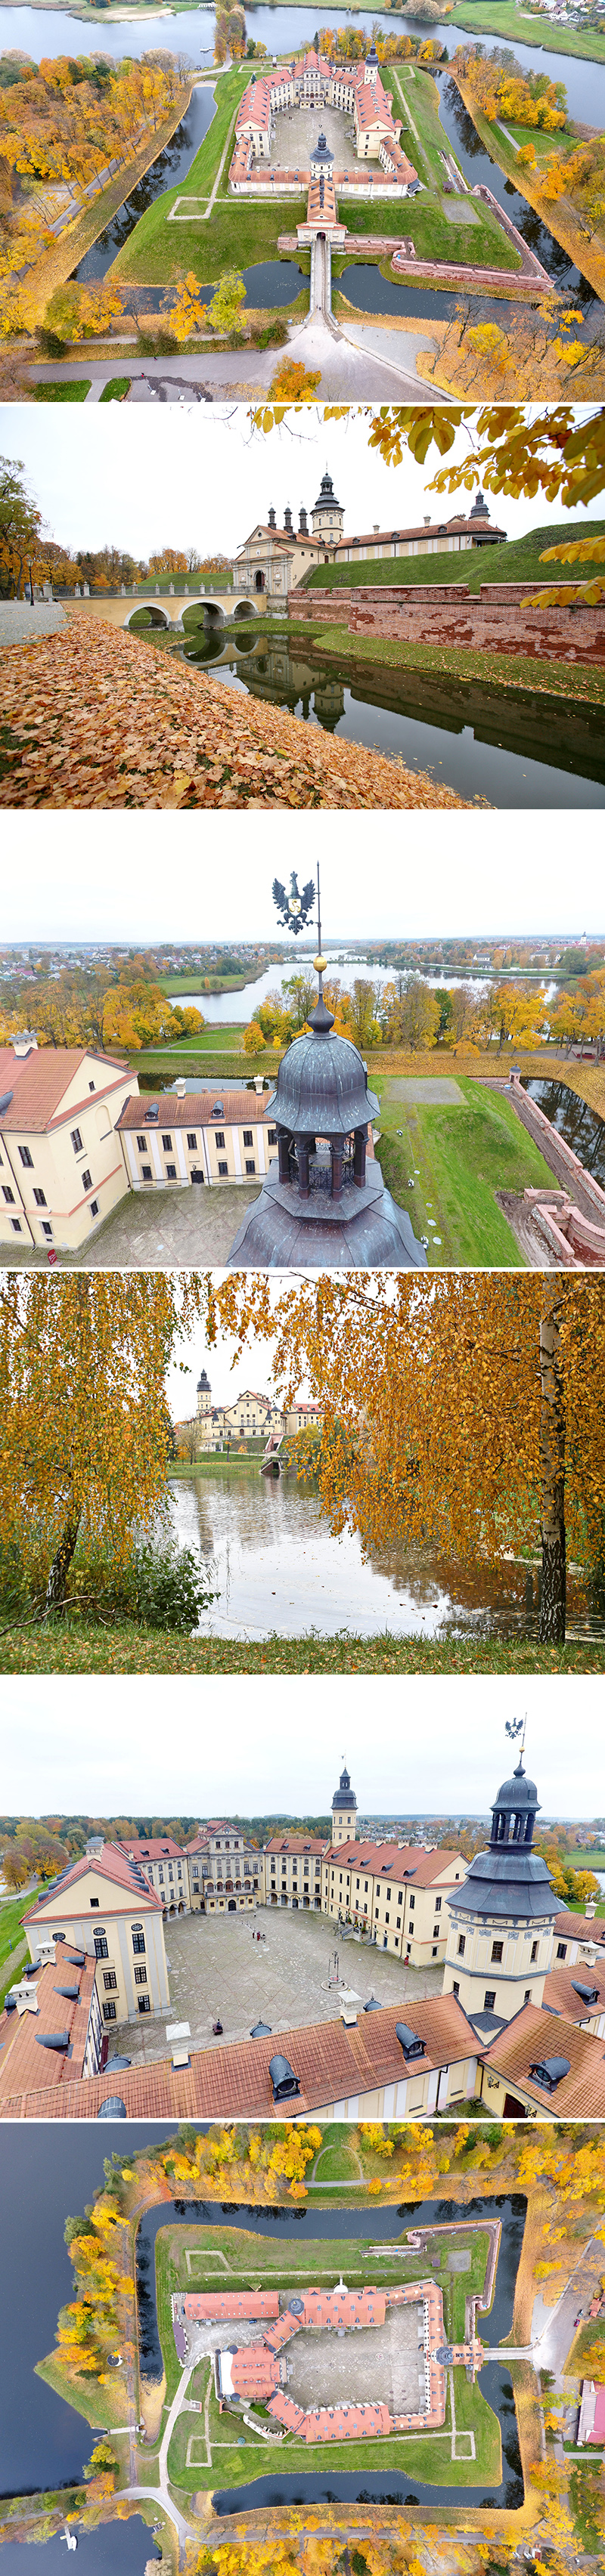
[126,603,169,632]
[231,595,259,620]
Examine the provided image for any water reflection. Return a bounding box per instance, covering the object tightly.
[436,73,591,299]
[170,631,605,811]
[73,84,217,279]
[521,1077,605,1187]
[166,1468,598,1641]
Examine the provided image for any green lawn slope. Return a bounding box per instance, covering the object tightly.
[303,518,605,592]
[374,1075,558,1266]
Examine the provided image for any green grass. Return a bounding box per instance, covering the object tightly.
[303,517,605,595]
[311,2142,361,2182]
[392,63,452,191]
[137,1024,250,1053]
[332,188,519,269]
[564,1846,605,1868]
[157,973,247,992]
[36,2353,127,2434]
[374,1074,564,1267]
[116,194,309,287]
[0,1888,39,2007]
[33,381,91,401]
[98,377,131,401]
[314,621,605,708]
[449,0,605,62]
[2,1625,602,1675]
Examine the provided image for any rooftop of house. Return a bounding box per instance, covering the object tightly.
[542,1959,605,2025]
[325,1838,464,1884]
[0,1045,131,1133]
[24,1842,164,1922]
[554,1908,605,1946]
[333,514,507,552]
[482,1999,605,2119]
[265,1835,327,1855]
[0,1951,97,2099]
[117,1092,274,1130]
[0,1991,476,2122]
[119,1838,186,1863]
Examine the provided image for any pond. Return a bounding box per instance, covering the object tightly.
[521,1075,605,1187]
[158,630,605,812]
[134,2191,526,2509]
[166,1465,602,1640]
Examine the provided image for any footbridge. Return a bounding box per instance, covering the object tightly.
[51,588,262,632]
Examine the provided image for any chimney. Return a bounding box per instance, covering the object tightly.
[13,1032,39,1057]
[284,506,293,532]
[299,506,308,533]
[373,523,379,533]
[424,515,431,527]
[174,1079,187,1099]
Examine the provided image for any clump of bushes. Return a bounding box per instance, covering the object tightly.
[249,315,289,351]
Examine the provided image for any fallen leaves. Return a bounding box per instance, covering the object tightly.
[0,620,476,811]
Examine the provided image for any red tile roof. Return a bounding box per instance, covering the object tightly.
[542,1961,605,2024]
[325,1840,464,1885]
[554,1909,605,1947]
[0,1047,130,1133]
[265,1835,327,1855]
[117,1093,273,1131]
[334,517,506,554]
[0,1953,97,2098]
[25,1843,163,1922]
[119,1838,186,1863]
[0,1993,475,2122]
[482,2001,605,2117]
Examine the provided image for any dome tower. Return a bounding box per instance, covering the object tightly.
[331,1763,357,1846]
[196,1367,213,1420]
[442,1755,559,2033]
[311,469,344,547]
[227,883,427,1270]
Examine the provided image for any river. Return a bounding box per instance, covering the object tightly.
[149,629,605,814]
[2,5,604,316]
[166,1466,602,1640]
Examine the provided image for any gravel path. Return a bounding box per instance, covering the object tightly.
[0,601,67,646]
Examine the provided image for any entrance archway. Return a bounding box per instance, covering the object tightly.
[228,1898,237,1913]
[254,570,265,593]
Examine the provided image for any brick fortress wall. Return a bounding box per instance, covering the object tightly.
[289,581,605,666]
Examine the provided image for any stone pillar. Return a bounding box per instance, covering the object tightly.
[331,1139,344,1198]
[278,1131,290,1185]
[296,1139,310,1198]
[353,1128,366,1187]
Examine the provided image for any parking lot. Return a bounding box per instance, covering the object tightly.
[110,1902,443,2064]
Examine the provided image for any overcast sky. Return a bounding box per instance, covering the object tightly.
[5,403,603,563]
[3,812,603,945]
[168,1307,278,1418]
[2,1675,602,1818]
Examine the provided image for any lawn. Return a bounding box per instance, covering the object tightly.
[116,193,309,288]
[138,1022,249,1053]
[448,0,605,63]
[33,381,90,400]
[391,63,455,191]
[374,1074,561,1266]
[99,377,131,401]
[157,974,249,994]
[314,621,605,708]
[303,516,605,595]
[2,1625,602,1675]
[0,1889,39,2006]
[334,189,519,268]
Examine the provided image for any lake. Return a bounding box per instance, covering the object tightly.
[166,1467,602,1640]
[154,629,605,817]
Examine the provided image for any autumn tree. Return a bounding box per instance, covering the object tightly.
[0,451,45,598]
[0,1273,206,1610]
[166,274,208,342]
[208,1273,605,1643]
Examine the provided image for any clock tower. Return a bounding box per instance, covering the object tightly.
[331,1762,357,1846]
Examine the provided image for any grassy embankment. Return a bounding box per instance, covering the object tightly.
[147,2219,501,2494]
[113,63,307,296]
[2,1628,603,1675]
[0,1888,39,2007]
[303,517,605,592]
[374,1074,558,1268]
[450,0,605,64]
[315,621,605,708]
[451,69,605,302]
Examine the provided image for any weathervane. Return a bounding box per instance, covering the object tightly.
[505,1717,526,1749]
[272,870,315,938]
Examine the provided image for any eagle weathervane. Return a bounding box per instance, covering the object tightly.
[272,871,315,938]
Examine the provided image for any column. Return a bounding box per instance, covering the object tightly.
[296,1139,310,1198]
[353,1128,366,1188]
[331,1139,344,1198]
[278,1131,290,1185]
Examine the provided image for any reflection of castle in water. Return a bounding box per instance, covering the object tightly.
[235,639,346,734]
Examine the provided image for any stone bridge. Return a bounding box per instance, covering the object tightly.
[56,589,262,632]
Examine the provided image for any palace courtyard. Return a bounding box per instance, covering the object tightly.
[110,1900,443,2066]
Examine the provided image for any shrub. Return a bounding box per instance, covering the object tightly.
[130,1539,215,1631]
[136,328,178,356]
[36,326,67,357]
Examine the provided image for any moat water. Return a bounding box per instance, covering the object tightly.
[149,628,605,812]
[520,1075,605,1187]
[166,1467,603,1642]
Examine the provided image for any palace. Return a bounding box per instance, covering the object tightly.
[228,44,419,210]
[232,477,505,601]
[2,1752,605,2120]
[191,1365,322,1453]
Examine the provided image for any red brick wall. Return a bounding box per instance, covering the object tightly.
[290,583,605,666]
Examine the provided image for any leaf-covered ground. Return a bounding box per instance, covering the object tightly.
[1,1624,602,1675]
[0,623,478,811]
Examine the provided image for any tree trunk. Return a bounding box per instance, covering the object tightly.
[45,1512,81,1614]
[538,1281,566,1644]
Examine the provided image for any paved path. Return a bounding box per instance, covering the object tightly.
[531,2235,603,2383]
[158,2358,195,2493]
[27,311,446,401]
[0,601,68,645]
